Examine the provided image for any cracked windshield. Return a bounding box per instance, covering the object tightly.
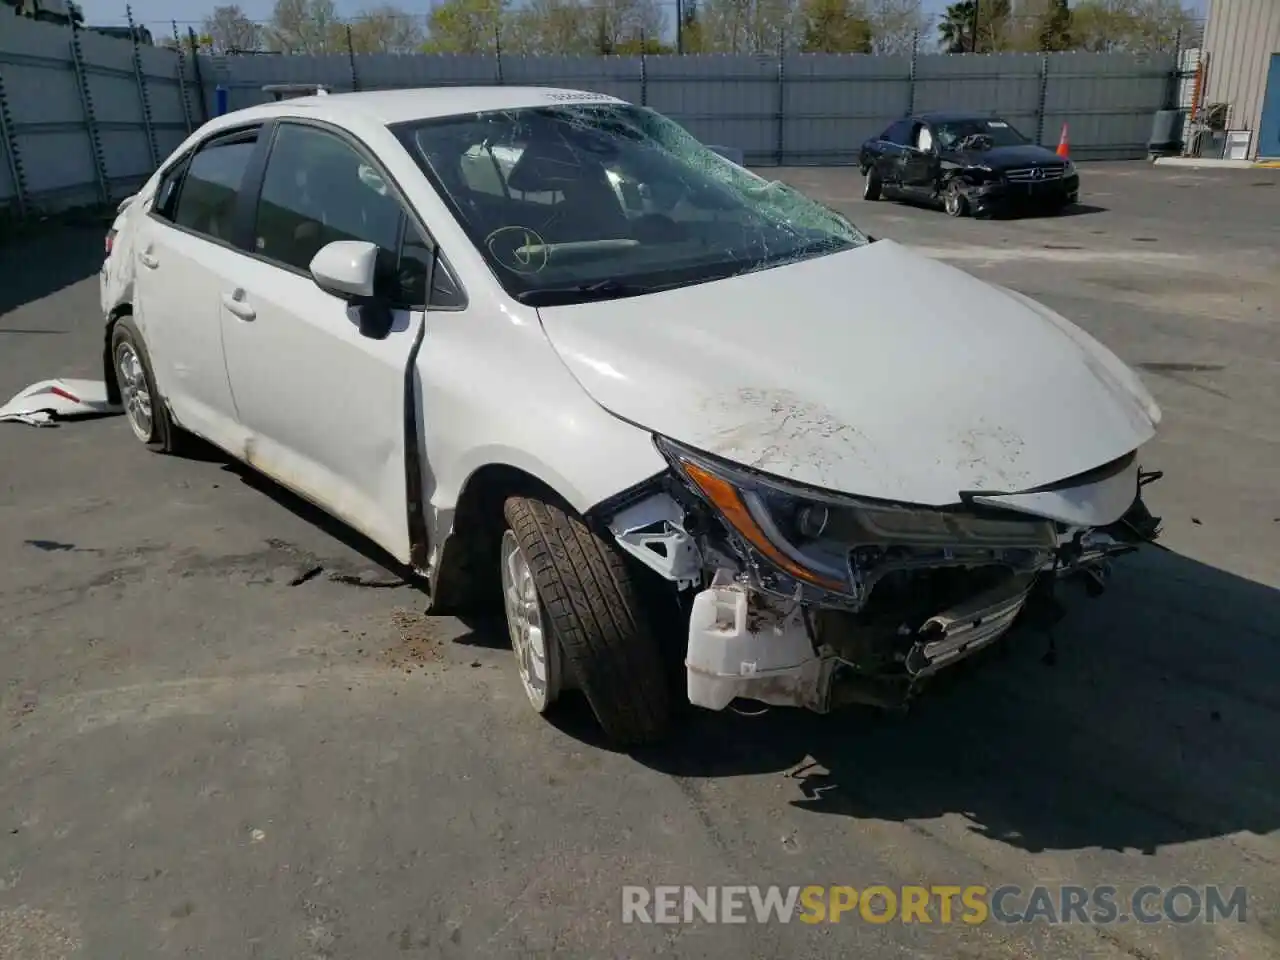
[397,103,867,305]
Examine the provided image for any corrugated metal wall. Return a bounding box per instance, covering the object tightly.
[1203,0,1280,155]
[0,16,200,215]
[0,12,1181,216]
[212,49,1176,166]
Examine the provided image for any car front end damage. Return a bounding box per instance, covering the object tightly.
[950,164,1080,217]
[605,437,1162,714]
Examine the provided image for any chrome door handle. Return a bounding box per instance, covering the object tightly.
[138,251,159,269]
[221,291,256,321]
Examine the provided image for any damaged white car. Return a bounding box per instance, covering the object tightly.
[100,87,1163,745]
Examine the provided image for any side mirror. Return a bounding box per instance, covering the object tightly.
[309,240,394,340]
[310,240,377,300]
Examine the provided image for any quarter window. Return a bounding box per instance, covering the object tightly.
[171,133,258,242]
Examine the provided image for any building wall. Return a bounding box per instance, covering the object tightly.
[1203,0,1280,156]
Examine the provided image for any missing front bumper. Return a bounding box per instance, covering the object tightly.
[684,568,1036,713]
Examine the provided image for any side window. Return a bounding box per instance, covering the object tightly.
[252,123,404,279]
[171,132,258,242]
[881,120,913,145]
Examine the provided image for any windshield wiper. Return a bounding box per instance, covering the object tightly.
[515,278,654,307]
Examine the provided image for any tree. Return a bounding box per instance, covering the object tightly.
[265,0,345,53]
[202,4,262,54]
[679,0,708,52]
[703,0,803,54]
[424,0,506,53]
[800,0,872,53]
[937,0,1010,53]
[348,4,425,53]
[506,0,592,54]
[1036,0,1071,51]
[937,0,974,52]
[1071,0,1198,53]
[866,0,924,55]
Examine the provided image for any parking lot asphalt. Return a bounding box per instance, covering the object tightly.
[1,161,1278,959]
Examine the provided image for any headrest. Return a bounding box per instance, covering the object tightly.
[506,137,585,193]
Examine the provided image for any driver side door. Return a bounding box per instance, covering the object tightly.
[900,122,940,196]
[218,120,447,564]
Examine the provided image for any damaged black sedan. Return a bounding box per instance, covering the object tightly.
[858,112,1080,218]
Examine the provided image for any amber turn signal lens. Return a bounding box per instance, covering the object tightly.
[682,461,845,591]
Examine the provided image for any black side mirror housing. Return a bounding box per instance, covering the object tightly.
[354,299,394,340]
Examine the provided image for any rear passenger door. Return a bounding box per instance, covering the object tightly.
[134,125,263,449]
[219,119,457,564]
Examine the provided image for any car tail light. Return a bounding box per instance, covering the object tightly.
[105,229,116,257]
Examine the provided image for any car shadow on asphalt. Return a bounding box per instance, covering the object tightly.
[625,546,1280,855]
[0,226,107,319]
[982,202,1108,221]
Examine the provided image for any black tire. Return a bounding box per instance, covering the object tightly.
[863,168,882,201]
[944,181,969,218]
[109,316,186,454]
[503,495,674,746]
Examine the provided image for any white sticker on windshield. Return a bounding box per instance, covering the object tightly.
[988,121,1009,128]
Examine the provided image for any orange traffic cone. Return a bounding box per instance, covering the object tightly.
[1056,123,1070,158]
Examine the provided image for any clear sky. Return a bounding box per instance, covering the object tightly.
[75,0,1207,37]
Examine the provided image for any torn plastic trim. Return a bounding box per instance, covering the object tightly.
[606,490,702,590]
[0,379,123,427]
[684,565,1036,713]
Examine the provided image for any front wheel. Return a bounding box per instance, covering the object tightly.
[863,169,883,201]
[944,181,969,218]
[501,495,674,745]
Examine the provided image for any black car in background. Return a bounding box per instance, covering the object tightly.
[858,112,1080,218]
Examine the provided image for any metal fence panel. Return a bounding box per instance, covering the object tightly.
[1045,51,1176,157]
[783,54,912,164]
[647,55,779,163]
[0,11,1185,217]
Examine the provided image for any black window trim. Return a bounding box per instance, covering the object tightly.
[238,116,468,313]
[147,122,266,258]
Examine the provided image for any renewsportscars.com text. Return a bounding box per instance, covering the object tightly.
[621,885,1248,926]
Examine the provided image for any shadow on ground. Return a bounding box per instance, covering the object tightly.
[158,425,1280,860]
[621,547,1280,856]
[0,225,107,319]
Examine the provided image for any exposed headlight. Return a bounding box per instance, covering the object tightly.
[655,437,1057,602]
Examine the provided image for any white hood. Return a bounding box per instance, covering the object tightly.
[536,239,1159,507]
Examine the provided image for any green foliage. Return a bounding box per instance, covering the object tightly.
[1037,0,1071,52]
[800,0,873,53]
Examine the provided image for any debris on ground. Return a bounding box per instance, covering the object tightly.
[379,610,446,672]
[0,379,121,427]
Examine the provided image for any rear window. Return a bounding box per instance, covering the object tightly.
[172,133,258,243]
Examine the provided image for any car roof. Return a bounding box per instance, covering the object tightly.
[915,112,1003,124]
[221,86,630,128]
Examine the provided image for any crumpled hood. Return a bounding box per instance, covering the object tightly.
[536,240,1158,506]
[951,143,1065,169]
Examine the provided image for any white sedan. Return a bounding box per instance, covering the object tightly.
[101,86,1164,745]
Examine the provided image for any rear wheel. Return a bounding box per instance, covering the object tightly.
[110,316,185,453]
[863,168,883,201]
[501,495,674,745]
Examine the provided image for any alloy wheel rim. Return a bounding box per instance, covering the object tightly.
[115,342,153,441]
[500,530,551,711]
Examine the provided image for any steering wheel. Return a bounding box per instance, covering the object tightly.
[483,225,551,275]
